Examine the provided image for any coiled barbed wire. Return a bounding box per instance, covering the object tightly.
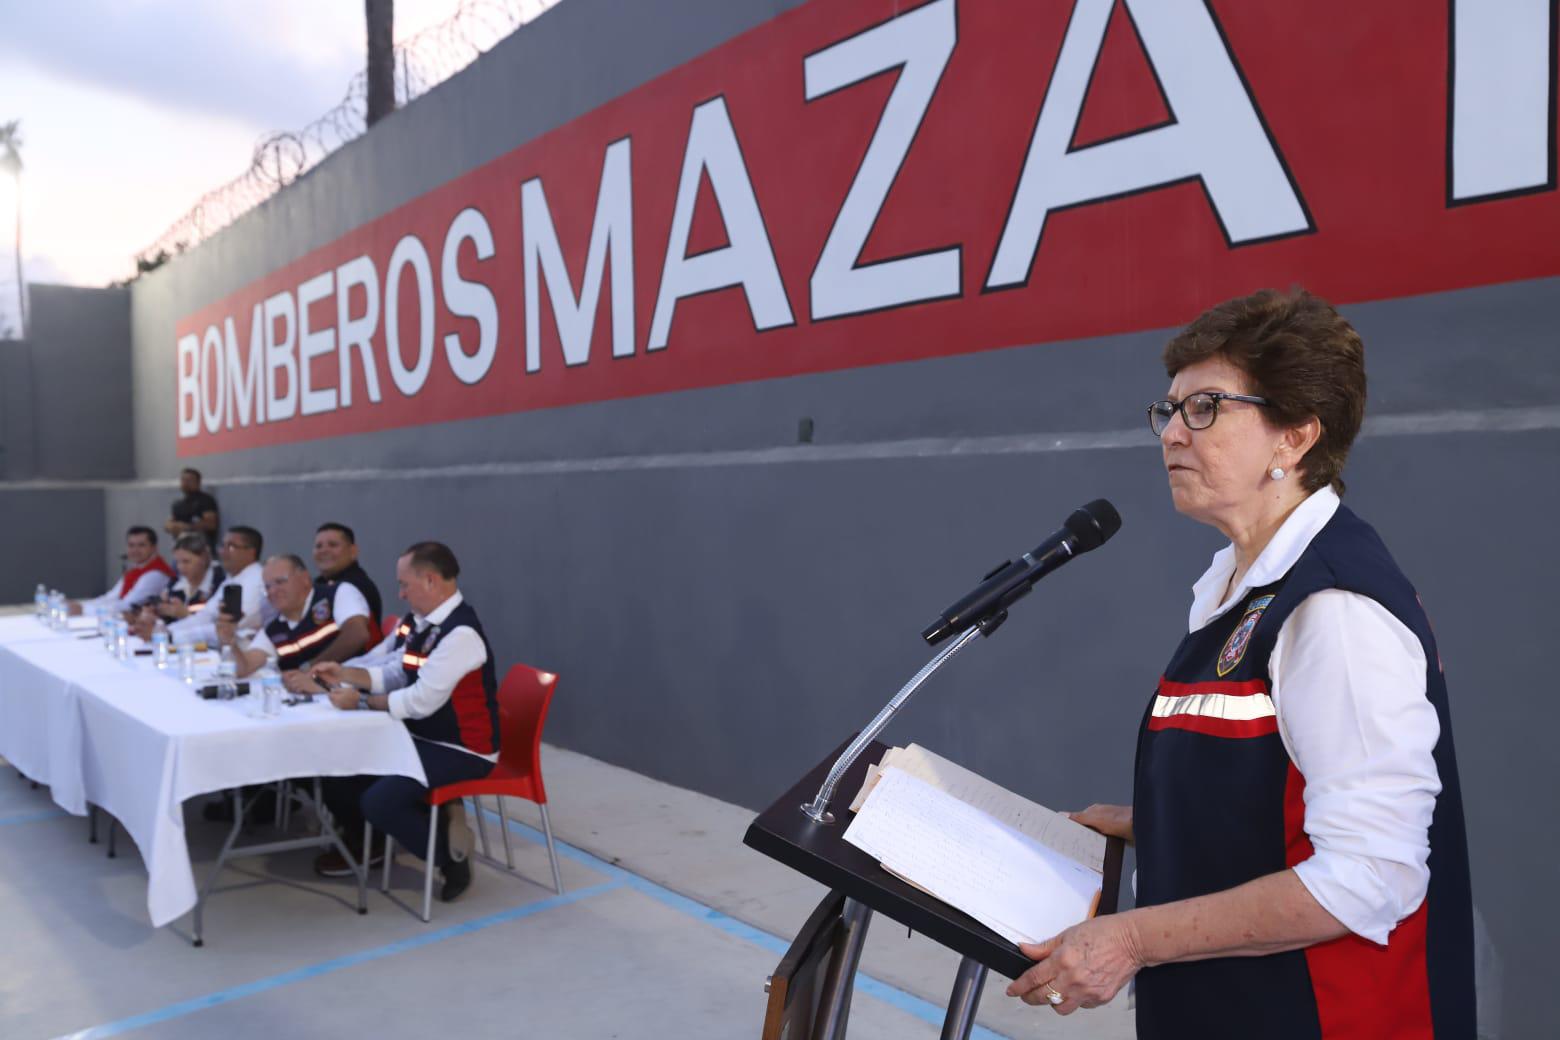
[133,0,559,275]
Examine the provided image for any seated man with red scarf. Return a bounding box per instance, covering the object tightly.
[69,526,174,617]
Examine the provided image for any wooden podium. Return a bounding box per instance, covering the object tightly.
[744,738,1125,1039]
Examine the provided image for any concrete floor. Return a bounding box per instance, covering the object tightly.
[0,744,1135,1039]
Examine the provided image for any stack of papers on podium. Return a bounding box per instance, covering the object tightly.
[842,744,1105,946]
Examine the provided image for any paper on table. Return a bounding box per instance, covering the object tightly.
[844,767,1100,946]
[849,743,1106,872]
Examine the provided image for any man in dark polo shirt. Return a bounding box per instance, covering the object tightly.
[165,468,219,549]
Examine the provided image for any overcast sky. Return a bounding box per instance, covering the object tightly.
[0,0,548,337]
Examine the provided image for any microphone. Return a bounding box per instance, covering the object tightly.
[920,498,1122,645]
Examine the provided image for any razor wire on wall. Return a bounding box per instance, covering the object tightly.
[132,0,559,274]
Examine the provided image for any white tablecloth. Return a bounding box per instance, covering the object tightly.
[0,616,426,926]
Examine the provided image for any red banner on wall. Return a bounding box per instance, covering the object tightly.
[174,0,1560,455]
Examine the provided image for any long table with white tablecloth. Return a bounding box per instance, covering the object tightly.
[0,614,425,927]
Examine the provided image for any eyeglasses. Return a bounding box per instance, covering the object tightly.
[1147,392,1271,437]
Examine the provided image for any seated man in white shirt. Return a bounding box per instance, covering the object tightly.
[134,526,266,646]
[69,526,175,616]
[310,542,497,901]
[214,554,370,682]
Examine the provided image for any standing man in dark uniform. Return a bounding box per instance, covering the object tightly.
[165,468,220,550]
[312,542,497,901]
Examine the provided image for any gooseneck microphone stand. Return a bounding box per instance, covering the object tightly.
[751,499,1121,1040]
[799,620,990,825]
[793,613,1002,1040]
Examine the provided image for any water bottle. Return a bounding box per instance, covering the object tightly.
[178,643,196,685]
[102,612,117,651]
[115,620,131,661]
[217,645,238,701]
[47,591,62,629]
[34,584,47,619]
[265,677,283,716]
[153,629,171,669]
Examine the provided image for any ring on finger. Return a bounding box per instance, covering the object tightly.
[1044,983,1064,1006]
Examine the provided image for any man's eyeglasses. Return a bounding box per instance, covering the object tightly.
[1147,392,1271,437]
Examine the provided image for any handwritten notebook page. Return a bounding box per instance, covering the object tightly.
[848,743,1106,872]
[843,767,1100,946]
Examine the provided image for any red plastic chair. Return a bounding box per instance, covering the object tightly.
[380,663,563,921]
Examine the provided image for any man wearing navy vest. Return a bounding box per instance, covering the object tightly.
[313,541,497,901]
[309,522,384,651]
[216,554,370,679]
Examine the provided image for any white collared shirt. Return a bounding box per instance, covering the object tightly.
[168,561,267,646]
[345,613,419,669]
[368,591,493,761]
[85,562,172,612]
[168,564,220,606]
[1188,486,1440,945]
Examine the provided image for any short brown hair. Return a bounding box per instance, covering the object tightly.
[403,541,460,580]
[1163,289,1365,494]
[173,533,210,556]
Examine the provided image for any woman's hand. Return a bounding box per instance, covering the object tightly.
[1068,803,1133,844]
[130,610,157,641]
[1007,913,1144,1014]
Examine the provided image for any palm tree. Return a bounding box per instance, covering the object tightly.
[0,120,23,338]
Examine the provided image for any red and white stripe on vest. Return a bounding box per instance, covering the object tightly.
[263,592,342,672]
[397,601,500,755]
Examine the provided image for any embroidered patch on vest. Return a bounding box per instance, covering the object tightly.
[1216,594,1274,677]
[311,597,333,624]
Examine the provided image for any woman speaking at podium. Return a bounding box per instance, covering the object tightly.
[1009,290,1474,1038]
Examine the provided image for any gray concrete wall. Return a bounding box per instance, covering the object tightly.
[0,338,35,480]
[1,284,132,482]
[0,486,107,603]
[0,283,134,597]
[104,1,1558,1035]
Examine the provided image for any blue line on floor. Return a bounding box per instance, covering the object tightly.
[50,880,622,1040]
[475,805,1014,1040]
[0,807,67,826]
[53,803,1013,1039]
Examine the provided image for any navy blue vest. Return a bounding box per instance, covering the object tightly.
[1132,505,1473,1039]
[262,591,341,672]
[315,562,383,639]
[400,599,499,755]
